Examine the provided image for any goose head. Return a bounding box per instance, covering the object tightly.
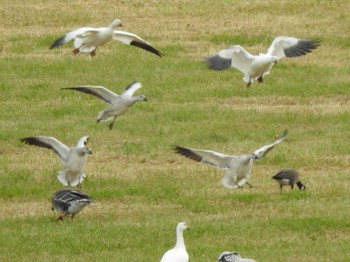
[110,19,123,28]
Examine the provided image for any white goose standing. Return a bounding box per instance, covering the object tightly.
[207,36,320,87]
[62,81,147,130]
[20,136,92,187]
[160,222,190,262]
[50,19,163,57]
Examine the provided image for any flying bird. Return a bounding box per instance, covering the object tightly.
[50,19,163,57]
[174,130,288,189]
[62,81,147,130]
[272,168,306,192]
[217,251,256,262]
[51,189,94,221]
[207,36,320,87]
[20,136,92,187]
[160,222,190,262]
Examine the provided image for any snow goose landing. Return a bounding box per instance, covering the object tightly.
[207,36,320,87]
[218,251,256,262]
[20,136,92,187]
[160,222,190,262]
[51,188,94,221]
[272,168,306,192]
[62,81,147,130]
[50,19,163,57]
[175,130,288,189]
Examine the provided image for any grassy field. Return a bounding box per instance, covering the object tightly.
[0,0,349,261]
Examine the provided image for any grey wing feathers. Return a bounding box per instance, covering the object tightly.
[174,146,203,162]
[273,169,299,183]
[50,27,96,49]
[284,39,320,58]
[53,189,91,203]
[253,129,288,159]
[206,54,232,70]
[20,136,69,161]
[120,81,142,96]
[174,146,231,169]
[62,86,119,104]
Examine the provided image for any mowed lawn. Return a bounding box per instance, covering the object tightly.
[0,0,349,261]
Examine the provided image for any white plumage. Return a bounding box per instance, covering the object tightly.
[160,222,190,262]
[62,81,147,130]
[207,36,320,87]
[50,19,163,57]
[20,136,92,187]
[175,130,288,189]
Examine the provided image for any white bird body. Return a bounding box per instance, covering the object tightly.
[160,222,190,262]
[20,136,92,187]
[51,189,94,220]
[50,19,163,57]
[175,130,288,189]
[62,81,147,130]
[207,36,320,87]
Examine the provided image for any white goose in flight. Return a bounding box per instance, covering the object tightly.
[50,19,163,57]
[207,36,320,87]
[175,130,288,189]
[62,81,147,130]
[20,136,92,187]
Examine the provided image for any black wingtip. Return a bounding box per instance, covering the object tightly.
[174,146,202,162]
[50,36,65,49]
[20,137,33,145]
[130,41,164,57]
[284,39,321,58]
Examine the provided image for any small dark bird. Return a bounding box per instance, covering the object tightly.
[217,251,256,262]
[272,169,306,192]
[51,189,94,221]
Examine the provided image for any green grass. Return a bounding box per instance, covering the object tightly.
[0,0,350,261]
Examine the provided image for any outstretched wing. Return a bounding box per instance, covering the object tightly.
[267,36,320,60]
[20,136,69,161]
[62,86,119,104]
[120,82,142,97]
[113,30,163,57]
[50,27,98,49]
[174,146,232,170]
[252,129,288,159]
[206,45,254,74]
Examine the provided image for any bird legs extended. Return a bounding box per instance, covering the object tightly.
[108,117,117,130]
[72,47,97,57]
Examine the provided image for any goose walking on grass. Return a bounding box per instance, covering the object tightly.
[272,168,306,192]
[218,251,256,262]
[20,136,92,187]
[62,81,147,130]
[207,36,320,87]
[174,130,288,189]
[50,19,163,57]
[160,222,190,262]
[51,189,94,221]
